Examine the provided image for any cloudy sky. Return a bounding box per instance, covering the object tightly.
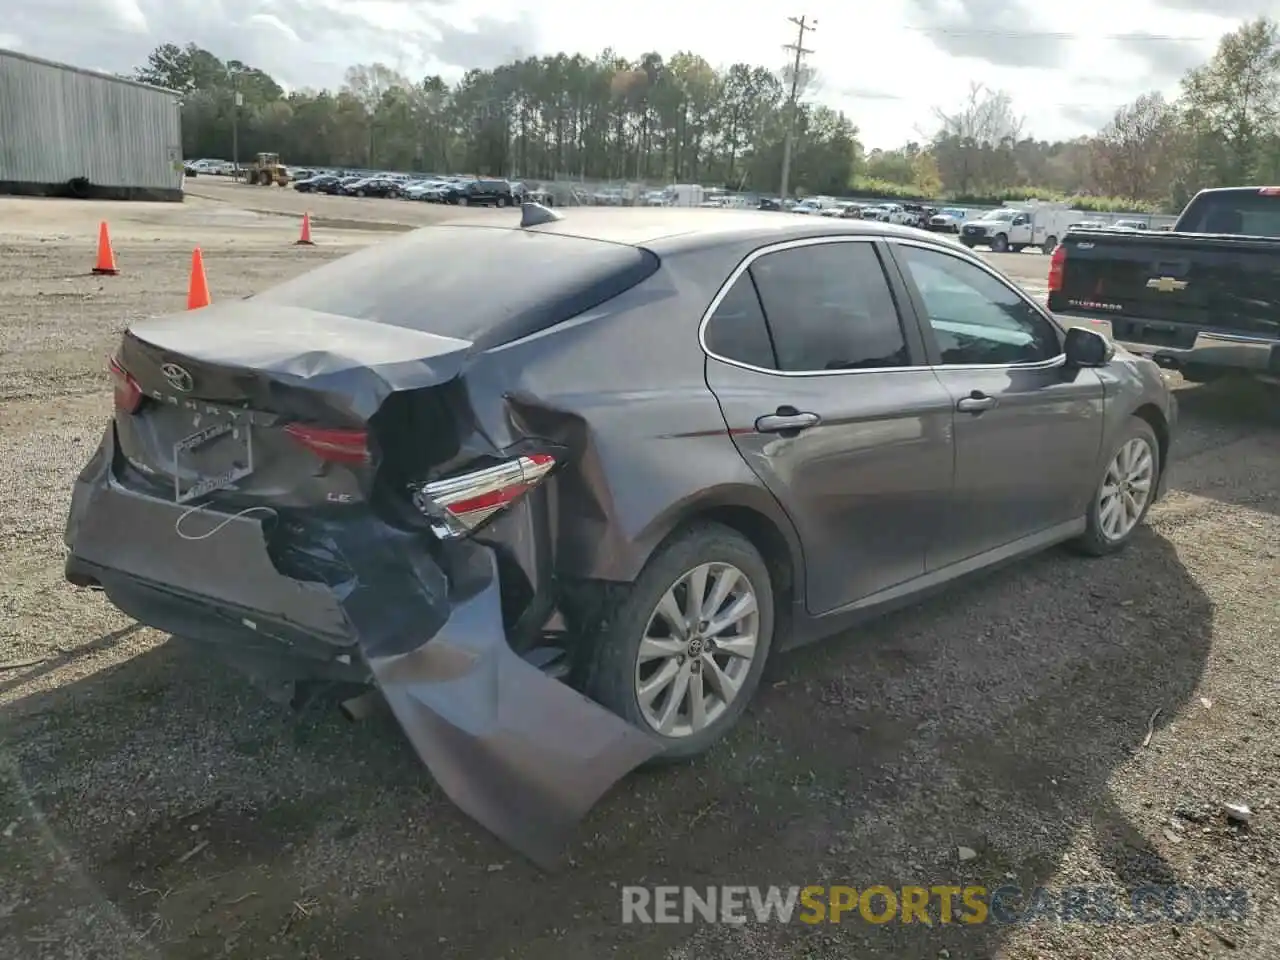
[0,0,1266,147]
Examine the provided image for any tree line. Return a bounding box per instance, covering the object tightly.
[136,16,1280,213]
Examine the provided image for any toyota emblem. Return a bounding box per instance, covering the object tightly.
[160,363,194,392]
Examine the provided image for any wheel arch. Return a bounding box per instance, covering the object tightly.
[1132,402,1170,476]
[621,484,805,635]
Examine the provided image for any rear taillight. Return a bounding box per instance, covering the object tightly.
[1047,243,1066,292]
[284,424,370,464]
[412,453,556,539]
[108,356,142,414]
[1258,187,1280,196]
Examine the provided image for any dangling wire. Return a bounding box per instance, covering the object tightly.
[174,501,278,541]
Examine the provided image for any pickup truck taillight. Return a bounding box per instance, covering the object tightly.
[1047,243,1066,292]
[411,453,556,539]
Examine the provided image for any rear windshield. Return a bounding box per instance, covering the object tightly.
[1176,189,1280,236]
[254,226,659,349]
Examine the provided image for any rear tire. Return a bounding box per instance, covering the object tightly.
[582,523,775,763]
[1043,236,1057,252]
[1070,417,1160,557]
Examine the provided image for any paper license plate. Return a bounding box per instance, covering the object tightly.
[173,418,254,504]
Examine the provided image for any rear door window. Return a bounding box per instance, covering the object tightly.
[747,241,911,371]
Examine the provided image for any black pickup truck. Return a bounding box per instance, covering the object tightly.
[1048,186,1280,387]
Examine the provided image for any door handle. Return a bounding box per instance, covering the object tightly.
[755,411,821,433]
[956,392,997,413]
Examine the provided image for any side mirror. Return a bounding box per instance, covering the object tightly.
[1064,326,1114,367]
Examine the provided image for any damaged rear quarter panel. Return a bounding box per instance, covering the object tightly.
[454,241,806,588]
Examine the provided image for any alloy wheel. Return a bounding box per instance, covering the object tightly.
[1098,437,1155,541]
[634,562,759,738]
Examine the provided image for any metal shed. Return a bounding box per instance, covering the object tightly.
[0,48,184,201]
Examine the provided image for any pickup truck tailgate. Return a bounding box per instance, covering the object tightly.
[1052,231,1280,340]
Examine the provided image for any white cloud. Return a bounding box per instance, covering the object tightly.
[242,14,302,46]
[3,0,1268,147]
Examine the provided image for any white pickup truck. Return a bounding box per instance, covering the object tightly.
[959,206,1076,254]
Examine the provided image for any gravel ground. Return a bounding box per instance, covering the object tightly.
[1,193,1277,960]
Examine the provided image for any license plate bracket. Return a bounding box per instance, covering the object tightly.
[173,417,254,504]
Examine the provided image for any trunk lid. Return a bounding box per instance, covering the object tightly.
[113,302,473,509]
[1052,230,1280,339]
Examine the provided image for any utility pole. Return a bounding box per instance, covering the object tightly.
[779,15,815,201]
[228,66,242,179]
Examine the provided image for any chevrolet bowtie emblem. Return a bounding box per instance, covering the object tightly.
[1146,276,1188,292]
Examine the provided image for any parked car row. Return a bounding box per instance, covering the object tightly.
[757,196,959,229]
[289,172,555,207]
[186,158,237,176]
[585,185,709,207]
[198,158,1164,239]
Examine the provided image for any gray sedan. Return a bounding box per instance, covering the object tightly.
[63,207,1176,863]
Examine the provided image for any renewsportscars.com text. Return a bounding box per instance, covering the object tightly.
[621,885,1249,926]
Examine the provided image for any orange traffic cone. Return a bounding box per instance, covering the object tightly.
[296,212,315,245]
[92,221,118,275]
[186,247,211,310]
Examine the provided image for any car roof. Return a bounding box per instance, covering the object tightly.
[513,207,933,254]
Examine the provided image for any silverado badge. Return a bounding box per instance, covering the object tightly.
[1146,276,1188,292]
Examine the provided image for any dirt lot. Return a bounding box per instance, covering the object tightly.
[1,190,1277,960]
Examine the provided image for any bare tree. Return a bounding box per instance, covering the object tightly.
[780,62,819,100]
[342,63,411,165]
[928,83,1024,196]
[933,82,1023,145]
[1089,93,1178,201]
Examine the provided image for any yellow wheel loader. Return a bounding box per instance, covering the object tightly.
[245,153,289,186]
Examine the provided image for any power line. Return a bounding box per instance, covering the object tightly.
[780,14,816,200]
[838,90,1172,110]
[900,26,1216,42]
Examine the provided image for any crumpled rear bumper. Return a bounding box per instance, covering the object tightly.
[64,425,660,866]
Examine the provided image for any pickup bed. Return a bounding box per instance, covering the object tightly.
[1048,186,1280,386]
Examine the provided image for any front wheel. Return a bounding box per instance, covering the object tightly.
[1071,417,1160,556]
[991,233,1009,252]
[582,524,775,762]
